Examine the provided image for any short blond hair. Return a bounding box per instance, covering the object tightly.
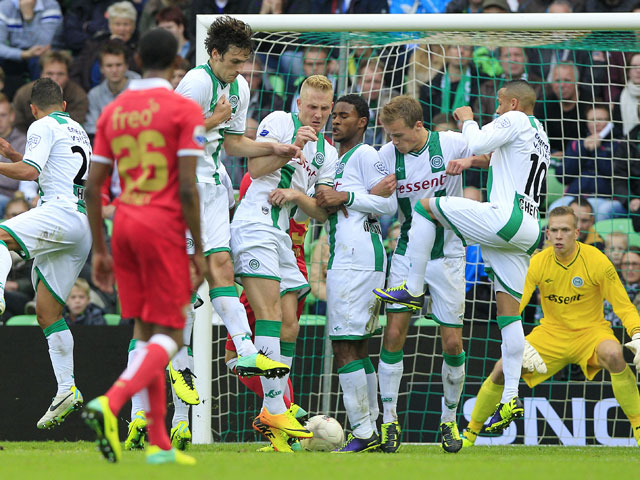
[73,278,91,297]
[380,95,423,128]
[300,75,333,97]
[107,1,137,23]
[549,206,578,228]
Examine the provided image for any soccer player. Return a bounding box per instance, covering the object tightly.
[462,206,640,447]
[0,77,91,430]
[370,95,476,453]
[175,15,298,378]
[314,94,397,453]
[230,74,338,451]
[375,80,550,434]
[82,28,207,465]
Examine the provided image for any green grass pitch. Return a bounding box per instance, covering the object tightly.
[1,442,638,480]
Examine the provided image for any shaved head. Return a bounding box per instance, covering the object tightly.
[500,79,537,111]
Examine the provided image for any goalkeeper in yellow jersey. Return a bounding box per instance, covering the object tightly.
[462,206,640,446]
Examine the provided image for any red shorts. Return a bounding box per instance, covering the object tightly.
[112,213,191,329]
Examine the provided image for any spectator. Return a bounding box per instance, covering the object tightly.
[432,112,459,132]
[474,47,543,125]
[84,40,140,137]
[0,64,5,93]
[0,93,30,215]
[156,6,193,66]
[70,1,141,92]
[605,232,629,274]
[311,0,389,13]
[419,45,479,128]
[584,0,637,11]
[288,46,337,113]
[62,0,113,54]
[605,246,640,326]
[140,0,191,39]
[534,62,588,155]
[445,0,484,12]
[308,235,330,316]
[0,0,62,99]
[63,278,107,326]
[385,221,401,257]
[170,55,190,90]
[554,103,625,221]
[12,50,89,134]
[569,197,605,250]
[390,0,447,12]
[404,44,445,99]
[617,53,640,135]
[613,117,640,232]
[241,54,285,127]
[480,0,511,12]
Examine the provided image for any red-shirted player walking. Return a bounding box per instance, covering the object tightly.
[82,29,209,466]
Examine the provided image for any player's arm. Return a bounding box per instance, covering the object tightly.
[446,154,491,175]
[315,188,397,216]
[269,185,330,222]
[519,258,539,314]
[454,106,514,154]
[0,137,37,179]
[225,132,300,164]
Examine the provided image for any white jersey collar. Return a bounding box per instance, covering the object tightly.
[128,78,173,91]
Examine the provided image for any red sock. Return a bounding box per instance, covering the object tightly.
[146,369,171,450]
[106,343,169,415]
[238,375,294,407]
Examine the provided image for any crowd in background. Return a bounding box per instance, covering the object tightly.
[0,0,639,327]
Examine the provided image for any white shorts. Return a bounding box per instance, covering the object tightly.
[0,202,91,305]
[188,182,230,255]
[431,196,539,299]
[387,254,465,327]
[327,269,384,340]
[230,221,309,296]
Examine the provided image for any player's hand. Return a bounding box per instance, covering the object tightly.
[191,251,210,288]
[453,106,474,123]
[583,134,602,151]
[91,251,115,294]
[208,95,232,128]
[370,174,396,197]
[273,142,301,159]
[0,137,18,159]
[325,205,348,218]
[269,188,300,207]
[293,126,318,149]
[522,339,547,374]
[447,157,473,176]
[624,333,640,370]
[315,188,349,208]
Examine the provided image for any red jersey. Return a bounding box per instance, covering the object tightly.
[92,78,205,245]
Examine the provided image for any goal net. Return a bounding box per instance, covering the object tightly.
[191,13,640,446]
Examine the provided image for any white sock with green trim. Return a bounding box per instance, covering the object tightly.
[378,348,404,424]
[210,287,257,357]
[128,339,149,418]
[441,352,466,423]
[339,360,373,439]
[280,342,295,402]
[0,240,11,302]
[500,319,525,403]
[362,358,379,433]
[43,320,75,395]
[255,320,286,414]
[406,204,436,296]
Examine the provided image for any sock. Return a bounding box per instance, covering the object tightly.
[146,369,171,450]
[128,339,149,419]
[43,319,75,395]
[106,334,177,415]
[171,380,189,428]
[172,346,189,371]
[183,303,195,345]
[468,377,504,433]
[254,320,286,414]
[405,202,436,296]
[237,374,293,408]
[378,348,404,423]
[611,365,640,432]
[280,341,295,403]
[339,359,373,439]
[498,318,524,403]
[0,240,10,296]
[441,352,466,423]
[210,287,258,357]
[363,357,379,434]
[226,357,238,373]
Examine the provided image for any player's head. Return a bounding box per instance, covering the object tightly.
[332,94,369,144]
[605,231,629,270]
[621,246,640,285]
[67,278,91,317]
[30,77,65,119]
[496,79,537,115]
[568,197,594,242]
[99,39,128,85]
[547,206,579,256]
[297,75,334,133]
[380,95,427,154]
[205,16,252,84]
[137,28,178,73]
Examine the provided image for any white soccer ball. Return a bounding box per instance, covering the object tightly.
[300,415,344,451]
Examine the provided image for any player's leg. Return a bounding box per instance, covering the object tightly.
[0,229,20,314]
[124,337,149,451]
[280,290,300,409]
[358,340,379,436]
[596,339,640,446]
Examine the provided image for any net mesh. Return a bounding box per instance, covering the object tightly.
[200,25,640,446]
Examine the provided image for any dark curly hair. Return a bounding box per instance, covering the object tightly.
[335,94,370,133]
[204,16,253,57]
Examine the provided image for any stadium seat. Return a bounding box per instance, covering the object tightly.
[594,218,640,247]
[5,315,38,326]
[544,167,565,210]
[104,314,121,326]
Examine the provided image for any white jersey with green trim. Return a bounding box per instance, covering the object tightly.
[232,111,337,231]
[461,110,550,217]
[23,111,91,208]
[327,143,397,272]
[378,130,470,259]
[175,63,249,184]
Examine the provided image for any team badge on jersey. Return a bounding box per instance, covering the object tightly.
[374,160,389,175]
[249,259,260,270]
[313,152,325,168]
[572,276,584,287]
[259,129,269,137]
[26,134,41,152]
[495,117,511,129]
[430,155,444,170]
[335,162,345,176]
[229,95,240,109]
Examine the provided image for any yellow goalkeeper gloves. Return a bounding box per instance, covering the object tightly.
[624,333,640,370]
[522,339,547,374]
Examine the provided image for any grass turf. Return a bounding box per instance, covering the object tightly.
[1,442,638,480]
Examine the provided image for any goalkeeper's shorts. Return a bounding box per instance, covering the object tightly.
[522,322,619,387]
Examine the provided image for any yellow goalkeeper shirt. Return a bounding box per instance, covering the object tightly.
[520,242,640,337]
